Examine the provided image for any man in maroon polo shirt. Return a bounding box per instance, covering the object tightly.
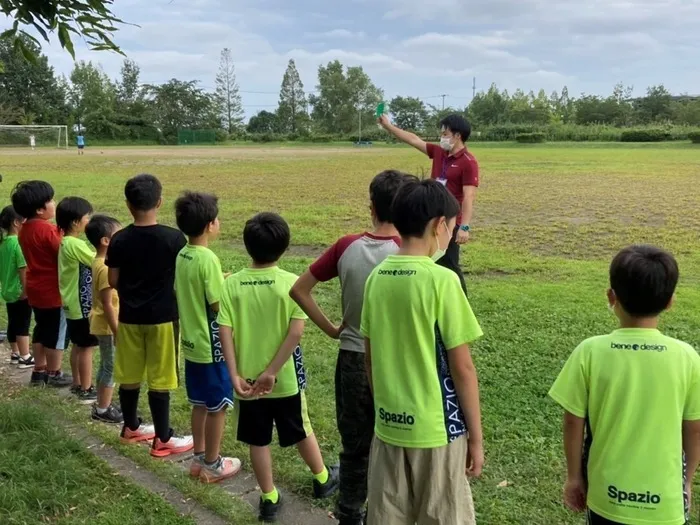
[379,113,478,294]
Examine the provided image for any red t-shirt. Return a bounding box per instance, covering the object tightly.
[427,143,479,225]
[18,219,62,309]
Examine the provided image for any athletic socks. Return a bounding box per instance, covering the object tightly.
[262,487,280,504]
[313,466,329,484]
[119,387,141,431]
[148,390,171,443]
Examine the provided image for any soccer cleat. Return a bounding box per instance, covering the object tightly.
[150,434,194,458]
[313,464,340,499]
[77,386,98,405]
[6,353,19,364]
[120,420,156,444]
[29,371,48,387]
[47,371,73,388]
[91,404,123,424]
[17,355,35,369]
[189,454,205,478]
[199,456,242,484]
[258,492,283,523]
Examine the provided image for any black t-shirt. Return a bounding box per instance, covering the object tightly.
[106,224,186,325]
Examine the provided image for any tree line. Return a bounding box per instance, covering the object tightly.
[1,36,699,144]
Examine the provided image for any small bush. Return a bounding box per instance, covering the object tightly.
[620,129,670,142]
[515,132,546,144]
[215,129,229,143]
[688,131,700,144]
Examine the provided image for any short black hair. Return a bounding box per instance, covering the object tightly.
[0,205,22,242]
[10,180,55,219]
[391,179,460,238]
[56,197,93,233]
[124,174,162,211]
[370,170,417,223]
[175,191,219,237]
[85,214,121,249]
[440,114,472,142]
[610,245,679,317]
[243,212,290,264]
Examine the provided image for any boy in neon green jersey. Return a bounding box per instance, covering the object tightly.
[218,212,339,523]
[549,245,700,525]
[174,191,241,484]
[360,179,484,525]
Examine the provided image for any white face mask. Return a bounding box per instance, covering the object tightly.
[431,222,449,262]
[439,137,453,152]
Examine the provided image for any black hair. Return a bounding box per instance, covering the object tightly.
[391,179,460,238]
[0,205,22,243]
[369,170,417,223]
[243,212,290,264]
[10,180,55,219]
[85,214,121,249]
[124,174,162,211]
[56,197,93,233]
[440,114,472,142]
[610,245,679,317]
[175,191,219,237]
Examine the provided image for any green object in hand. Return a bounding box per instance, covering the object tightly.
[376,102,385,118]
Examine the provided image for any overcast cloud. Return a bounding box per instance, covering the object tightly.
[2,0,698,117]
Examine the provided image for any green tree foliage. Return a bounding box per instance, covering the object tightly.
[247,110,279,134]
[388,96,428,131]
[0,36,67,124]
[309,60,383,134]
[214,48,243,133]
[68,61,116,135]
[467,84,509,125]
[634,85,673,123]
[277,59,308,134]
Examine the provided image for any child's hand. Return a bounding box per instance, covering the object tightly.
[329,322,346,340]
[563,476,587,512]
[466,437,484,477]
[233,376,253,398]
[252,372,276,397]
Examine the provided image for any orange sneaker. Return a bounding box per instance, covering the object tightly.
[150,434,194,458]
[199,456,242,484]
[120,421,156,444]
[189,454,205,477]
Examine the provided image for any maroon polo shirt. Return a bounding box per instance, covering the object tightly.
[426,143,479,225]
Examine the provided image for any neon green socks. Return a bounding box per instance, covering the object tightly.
[312,466,329,484]
[262,487,279,504]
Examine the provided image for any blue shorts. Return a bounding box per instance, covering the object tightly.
[185,360,234,412]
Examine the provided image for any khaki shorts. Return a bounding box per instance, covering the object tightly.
[367,435,475,525]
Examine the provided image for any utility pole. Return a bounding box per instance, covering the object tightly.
[441,94,447,110]
[472,77,476,100]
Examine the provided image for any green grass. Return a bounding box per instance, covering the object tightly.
[0,398,199,525]
[2,142,700,524]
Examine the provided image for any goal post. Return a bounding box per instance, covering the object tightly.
[0,125,69,149]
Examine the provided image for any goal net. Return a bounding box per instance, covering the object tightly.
[0,125,69,149]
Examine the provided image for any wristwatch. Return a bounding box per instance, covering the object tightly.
[460,225,470,232]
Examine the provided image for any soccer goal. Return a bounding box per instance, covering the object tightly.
[0,125,69,149]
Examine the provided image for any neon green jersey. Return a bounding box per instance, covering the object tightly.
[549,328,700,525]
[174,245,224,364]
[360,255,482,448]
[58,236,95,320]
[0,235,26,303]
[218,266,308,399]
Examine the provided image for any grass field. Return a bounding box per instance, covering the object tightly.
[2,143,700,524]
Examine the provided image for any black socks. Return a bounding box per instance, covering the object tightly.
[119,387,140,431]
[148,391,172,443]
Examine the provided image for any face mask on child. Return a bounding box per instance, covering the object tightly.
[431,221,449,262]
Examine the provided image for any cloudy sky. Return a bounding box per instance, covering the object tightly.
[3,0,699,117]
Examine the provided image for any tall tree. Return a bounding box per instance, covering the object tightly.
[388,96,428,132]
[116,59,142,109]
[247,110,280,134]
[277,59,308,133]
[466,84,509,126]
[634,85,672,123]
[214,48,243,133]
[309,60,382,134]
[69,61,117,136]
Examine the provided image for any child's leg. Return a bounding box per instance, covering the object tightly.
[96,336,115,410]
[115,324,147,432]
[77,347,94,390]
[33,343,46,370]
[70,346,80,387]
[366,439,411,525]
[296,433,326,476]
[204,409,227,463]
[191,405,207,455]
[16,336,30,358]
[145,323,179,443]
[250,445,275,494]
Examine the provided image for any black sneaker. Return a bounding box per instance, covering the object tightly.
[70,384,81,395]
[313,464,340,499]
[17,355,35,369]
[6,353,19,364]
[47,371,73,388]
[77,386,98,405]
[29,371,47,387]
[258,492,283,523]
[92,403,123,424]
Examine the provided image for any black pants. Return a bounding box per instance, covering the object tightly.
[335,350,374,522]
[436,232,467,295]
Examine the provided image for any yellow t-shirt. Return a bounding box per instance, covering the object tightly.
[90,256,119,336]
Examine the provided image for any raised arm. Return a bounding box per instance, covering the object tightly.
[378,115,428,155]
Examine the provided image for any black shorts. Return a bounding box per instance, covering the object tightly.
[32,307,69,350]
[586,510,623,524]
[67,318,98,348]
[6,299,31,342]
[236,392,312,448]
